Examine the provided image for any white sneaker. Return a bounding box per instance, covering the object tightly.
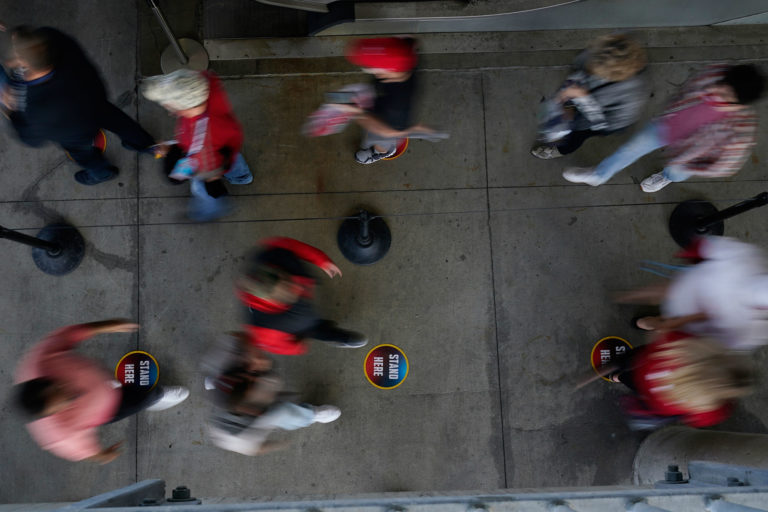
[355,145,396,164]
[145,386,190,411]
[562,167,604,186]
[313,405,341,423]
[640,172,672,193]
[531,145,563,160]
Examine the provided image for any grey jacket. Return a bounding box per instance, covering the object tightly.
[564,50,647,132]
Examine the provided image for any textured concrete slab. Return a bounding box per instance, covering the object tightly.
[484,62,768,188]
[134,187,503,495]
[0,221,138,503]
[4,0,768,505]
[489,186,768,487]
[138,72,482,198]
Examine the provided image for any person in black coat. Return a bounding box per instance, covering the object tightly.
[1,26,156,185]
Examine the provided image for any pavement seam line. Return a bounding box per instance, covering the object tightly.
[481,71,509,488]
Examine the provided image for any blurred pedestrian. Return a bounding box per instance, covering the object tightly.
[618,236,768,351]
[531,33,647,159]
[1,26,157,185]
[601,329,754,430]
[343,37,446,165]
[13,320,189,463]
[205,332,340,456]
[142,69,252,222]
[236,237,367,355]
[564,63,764,192]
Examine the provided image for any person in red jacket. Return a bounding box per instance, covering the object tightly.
[604,330,754,430]
[236,237,367,355]
[142,69,252,221]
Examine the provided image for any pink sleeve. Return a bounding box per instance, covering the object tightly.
[27,422,102,461]
[262,237,333,270]
[15,325,94,383]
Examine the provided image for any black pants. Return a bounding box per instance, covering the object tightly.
[245,300,351,344]
[555,126,624,155]
[107,385,163,424]
[555,129,603,155]
[62,102,155,178]
[608,347,642,392]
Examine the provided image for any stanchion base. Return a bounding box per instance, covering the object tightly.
[161,38,209,73]
[32,224,86,276]
[337,216,391,265]
[668,200,724,248]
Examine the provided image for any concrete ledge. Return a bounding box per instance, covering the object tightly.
[205,25,768,62]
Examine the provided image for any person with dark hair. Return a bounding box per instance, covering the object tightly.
[1,26,158,185]
[205,333,340,456]
[14,320,188,463]
[531,33,648,159]
[236,237,367,355]
[338,37,449,165]
[563,63,764,192]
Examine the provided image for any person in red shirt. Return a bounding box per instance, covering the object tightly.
[603,329,754,430]
[13,320,189,463]
[236,237,367,355]
[142,69,252,222]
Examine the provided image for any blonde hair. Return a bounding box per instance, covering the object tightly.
[648,336,754,413]
[586,34,647,82]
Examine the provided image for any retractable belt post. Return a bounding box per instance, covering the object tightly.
[0,223,85,276]
[668,192,768,248]
[145,0,209,73]
[337,209,391,265]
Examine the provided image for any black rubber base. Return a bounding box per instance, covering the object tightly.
[668,200,724,248]
[337,216,391,265]
[32,224,86,276]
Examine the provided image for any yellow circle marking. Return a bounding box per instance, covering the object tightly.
[590,336,632,381]
[114,350,160,390]
[364,343,410,389]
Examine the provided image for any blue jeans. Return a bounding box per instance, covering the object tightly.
[593,122,692,183]
[222,153,253,185]
[256,402,316,430]
[189,179,233,222]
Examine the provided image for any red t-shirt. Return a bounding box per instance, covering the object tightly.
[175,71,243,173]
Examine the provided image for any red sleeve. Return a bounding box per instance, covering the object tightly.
[244,325,309,355]
[682,403,732,428]
[261,237,333,270]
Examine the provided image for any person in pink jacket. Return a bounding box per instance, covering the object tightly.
[14,320,188,463]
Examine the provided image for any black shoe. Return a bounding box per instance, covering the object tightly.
[310,322,369,348]
[74,167,118,185]
[329,331,368,348]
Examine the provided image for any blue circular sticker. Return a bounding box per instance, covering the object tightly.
[364,344,408,389]
[115,351,159,390]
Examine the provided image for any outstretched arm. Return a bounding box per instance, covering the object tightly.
[262,237,341,278]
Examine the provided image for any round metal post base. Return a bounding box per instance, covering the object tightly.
[160,38,209,73]
[668,200,724,248]
[31,224,86,276]
[338,214,391,265]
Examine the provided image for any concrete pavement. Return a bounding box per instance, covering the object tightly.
[1,0,768,503]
